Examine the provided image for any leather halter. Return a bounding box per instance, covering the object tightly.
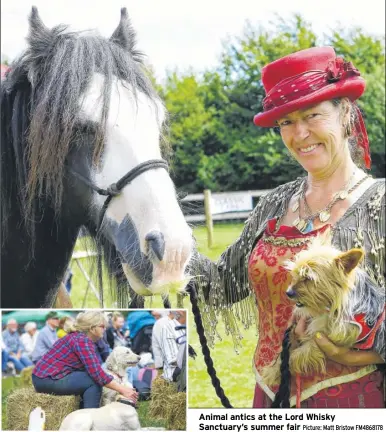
[70,159,169,231]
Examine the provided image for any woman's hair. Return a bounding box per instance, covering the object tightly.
[112,312,124,322]
[331,98,365,168]
[59,316,75,333]
[71,311,107,333]
[58,317,67,329]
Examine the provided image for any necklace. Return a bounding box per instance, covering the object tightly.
[292,172,370,233]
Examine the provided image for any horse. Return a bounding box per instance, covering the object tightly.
[1,7,193,308]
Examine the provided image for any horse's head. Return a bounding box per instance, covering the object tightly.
[21,7,193,297]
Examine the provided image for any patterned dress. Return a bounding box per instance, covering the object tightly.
[249,219,384,408]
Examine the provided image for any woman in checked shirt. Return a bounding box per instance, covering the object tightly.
[32,311,138,408]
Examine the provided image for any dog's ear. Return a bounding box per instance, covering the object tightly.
[335,248,364,274]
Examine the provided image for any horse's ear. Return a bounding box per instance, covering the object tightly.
[110,8,136,52]
[27,7,54,59]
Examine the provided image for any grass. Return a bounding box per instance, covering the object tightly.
[71,223,257,408]
[1,376,166,430]
[3,222,255,424]
[187,223,257,408]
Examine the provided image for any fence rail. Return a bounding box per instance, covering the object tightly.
[182,189,272,223]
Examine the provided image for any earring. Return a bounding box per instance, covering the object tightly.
[344,122,352,137]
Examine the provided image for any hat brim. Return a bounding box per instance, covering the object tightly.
[253,77,365,128]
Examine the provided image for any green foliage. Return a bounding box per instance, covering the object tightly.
[158,14,385,192]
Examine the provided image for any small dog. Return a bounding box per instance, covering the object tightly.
[262,233,385,386]
[101,346,140,406]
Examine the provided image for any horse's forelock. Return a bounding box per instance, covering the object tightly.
[22,17,159,215]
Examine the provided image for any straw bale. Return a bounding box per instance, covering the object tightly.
[165,392,186,431]
[19,366,34,388]
[6,387,80,431]
[148,377,177,419]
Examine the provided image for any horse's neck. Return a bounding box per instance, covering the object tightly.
[1,205,80,308]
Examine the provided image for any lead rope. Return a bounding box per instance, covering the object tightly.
[187,282,233,408]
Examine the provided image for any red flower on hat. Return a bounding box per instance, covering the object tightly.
[325,58,360,83]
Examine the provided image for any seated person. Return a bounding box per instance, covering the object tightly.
[127,311,155,355]
[32,312,60,363]
[106,312,130,349]
[2,319,33,372]
[20,322,39,359]
[32,311,138,409]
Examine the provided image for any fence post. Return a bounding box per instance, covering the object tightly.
[204,189,214,248]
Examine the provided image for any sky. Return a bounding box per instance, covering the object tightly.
[1,0,385,81]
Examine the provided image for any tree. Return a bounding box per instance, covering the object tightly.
[160,15,385,192]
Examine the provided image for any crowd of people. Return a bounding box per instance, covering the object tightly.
[2,309,187,409]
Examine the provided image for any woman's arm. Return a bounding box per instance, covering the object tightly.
[314,331,385,366]
[294,317,385,367]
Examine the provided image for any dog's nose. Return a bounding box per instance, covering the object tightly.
[286,288,296,298]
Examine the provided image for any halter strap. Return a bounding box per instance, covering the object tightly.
[70,159,169,231]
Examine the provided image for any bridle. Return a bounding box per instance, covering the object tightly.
[70,159,169,231]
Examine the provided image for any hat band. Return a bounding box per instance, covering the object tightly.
[262,58,371,169]
[262,59,360,111]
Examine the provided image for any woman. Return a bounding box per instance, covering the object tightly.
[106,312,130,350]
[32,311,138,409]
[194,46,385,408]
[56,316,74,338]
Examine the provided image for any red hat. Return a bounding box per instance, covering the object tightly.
[254,47,371,168]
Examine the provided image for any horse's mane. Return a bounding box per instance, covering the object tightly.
[1,8,166,234]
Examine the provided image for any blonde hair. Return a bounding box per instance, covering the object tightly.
[72,311,107,333]
[111,312,124,322]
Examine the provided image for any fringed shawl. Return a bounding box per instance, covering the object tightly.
[192,177,385,352]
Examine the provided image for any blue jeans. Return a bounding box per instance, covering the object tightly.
[8,355,33,371]
[2,350,9,372]
[32,371,102,409]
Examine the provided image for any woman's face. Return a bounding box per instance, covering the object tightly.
[91,323,106,340]
[114,317,125,329]
[277,100,347,175]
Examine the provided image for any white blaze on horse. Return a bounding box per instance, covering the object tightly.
[1,7,192,307]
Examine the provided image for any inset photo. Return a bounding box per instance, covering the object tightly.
[1,309,187,431]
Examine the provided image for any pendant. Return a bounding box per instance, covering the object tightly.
[303,220,314,233]
[319,210,331,223]
[292,201,299,212]
[293,217,300,227]
[297,219,307,232]
[339,190,348,200]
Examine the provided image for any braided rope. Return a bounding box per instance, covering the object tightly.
[187,282,233,408]
[271,325,293,408]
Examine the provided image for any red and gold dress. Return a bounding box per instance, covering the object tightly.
[249,219,384,408]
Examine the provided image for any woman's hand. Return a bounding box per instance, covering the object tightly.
[119,386,138,402]
[292,316,384,366]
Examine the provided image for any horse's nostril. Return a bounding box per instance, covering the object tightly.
[145,230,165,261]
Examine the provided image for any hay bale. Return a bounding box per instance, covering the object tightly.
[148,377,177,419]
[165,392,186,431]
[19,366,34,388]
[6,387,80,431]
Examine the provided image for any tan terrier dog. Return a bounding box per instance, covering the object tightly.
[262,232,385,386]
